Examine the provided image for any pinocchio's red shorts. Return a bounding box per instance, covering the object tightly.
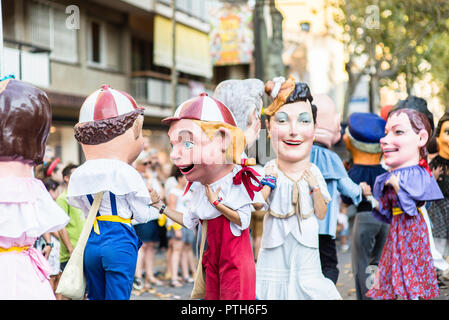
[202,215,256,300]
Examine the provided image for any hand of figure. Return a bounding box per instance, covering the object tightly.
[42,245,51,259]
[303,169,319,190]
[264,165,278,178]
[148,187,162,206]
[205,185,221,204]
[360,182,372,197]
[385,172,401,193]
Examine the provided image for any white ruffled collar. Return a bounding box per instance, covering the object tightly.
[67,158,150,199]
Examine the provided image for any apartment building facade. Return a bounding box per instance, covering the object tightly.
[2,0,213,165]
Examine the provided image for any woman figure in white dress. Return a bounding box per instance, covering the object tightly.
[256,76,342,300]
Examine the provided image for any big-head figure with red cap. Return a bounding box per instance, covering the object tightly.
[149,92,266,300]
[66,85,159,300]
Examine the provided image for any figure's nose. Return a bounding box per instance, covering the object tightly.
[380,134,390,146]
[289,121,299,137]
[170,146,181,162]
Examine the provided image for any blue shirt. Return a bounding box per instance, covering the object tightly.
[310,145,362,237]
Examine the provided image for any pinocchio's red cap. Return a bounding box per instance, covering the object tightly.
[162,92,237,126]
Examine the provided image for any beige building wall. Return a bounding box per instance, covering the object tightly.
[60,126,80,165]
[277,0,346,115]
[48,1,132,96]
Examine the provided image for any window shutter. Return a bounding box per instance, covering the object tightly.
[105,23,121,70]
[52,6,78,63]
[29,1,51,49]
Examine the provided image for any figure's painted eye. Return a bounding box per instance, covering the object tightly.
[184,141,194,149]
[274,112,288,124]
[298,112,312,124]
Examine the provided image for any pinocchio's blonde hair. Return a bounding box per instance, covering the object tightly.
[193,120,256,166]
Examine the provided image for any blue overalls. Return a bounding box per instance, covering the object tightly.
[83,192,142,300]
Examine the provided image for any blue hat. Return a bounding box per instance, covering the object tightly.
[346,112,386,153]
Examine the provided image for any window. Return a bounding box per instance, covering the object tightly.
[29,1,78,64]
[91,21,101,63]
[131,37,153,71]
[87,18,121,71]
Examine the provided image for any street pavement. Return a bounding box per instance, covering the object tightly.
[131,239,449,301]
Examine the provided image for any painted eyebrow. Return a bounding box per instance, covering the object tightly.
[298,112,311,119]
[170,129,193,144]
[178,130,193,138]
[388,124,404,130]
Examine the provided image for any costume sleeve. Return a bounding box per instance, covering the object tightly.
[127,193,159,223]
[396,166,443,217]
[182,208,200,230]
[311,164,331,203]
[67,195,90,217]
[337,177,363,206]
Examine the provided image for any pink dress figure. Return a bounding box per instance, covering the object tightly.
[367,108,443,300]
[0,77,69,299]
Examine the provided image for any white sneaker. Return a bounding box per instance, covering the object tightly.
[340,244,349,253]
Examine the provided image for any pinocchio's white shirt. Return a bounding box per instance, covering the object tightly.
[183,165,267,237]
[261,160,331,249]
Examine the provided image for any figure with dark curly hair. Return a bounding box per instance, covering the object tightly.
[66,85,159,300]
[255,76,341,300]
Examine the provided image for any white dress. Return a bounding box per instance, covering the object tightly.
[255,160,342,300]
[0,177,69,299]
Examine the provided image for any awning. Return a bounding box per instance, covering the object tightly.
[154,15,212,79]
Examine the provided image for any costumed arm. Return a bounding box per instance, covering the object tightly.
[41,232,53,258]
[149,188,186,227]
[55,196,74,255]
[205,185,242,226]
[336,177,363,206]
[331,151,371,206]
[261,185,272,201]
[260,165,278,201]
[303,169,328,220]
[58,227,74,255]
[167,191,183,236]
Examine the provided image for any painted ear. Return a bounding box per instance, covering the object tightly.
[247,114,261,136]
[418,129,429,148]
[214,127,232,153]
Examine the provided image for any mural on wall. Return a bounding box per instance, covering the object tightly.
[209,3,254,66]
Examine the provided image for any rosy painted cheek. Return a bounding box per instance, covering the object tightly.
[270,125,290,146]
[298,126,314,141]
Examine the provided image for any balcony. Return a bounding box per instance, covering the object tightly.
[2,39,51,88]
[131,70,213,117]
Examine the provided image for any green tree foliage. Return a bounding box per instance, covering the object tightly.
[332,0,449,119]
[423,26,449,108]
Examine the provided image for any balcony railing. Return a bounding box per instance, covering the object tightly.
[3,39,51,88]
[131,71,213,112]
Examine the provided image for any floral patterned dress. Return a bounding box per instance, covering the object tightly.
[366,165,443,300]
